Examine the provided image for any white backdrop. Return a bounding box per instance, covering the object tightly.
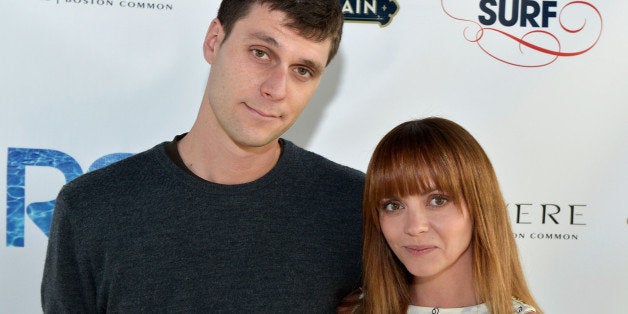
[1,1,626,313]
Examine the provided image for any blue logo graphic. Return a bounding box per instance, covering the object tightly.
[6,148,132,247]
[341,0,399,27]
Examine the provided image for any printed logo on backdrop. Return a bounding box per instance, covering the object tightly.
[341,0,399,27]
[508,202,588,240]
[5,148,131,247]
[440,0,603,67]
[43,0,174,11]
[42,0,403,24]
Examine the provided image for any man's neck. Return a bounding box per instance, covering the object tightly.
[177,128,282,185]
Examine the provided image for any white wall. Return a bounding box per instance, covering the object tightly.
[1,1,626,312]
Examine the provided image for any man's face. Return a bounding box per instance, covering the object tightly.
[203,3,332,150]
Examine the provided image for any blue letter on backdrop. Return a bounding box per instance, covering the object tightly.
[6,148,131,247]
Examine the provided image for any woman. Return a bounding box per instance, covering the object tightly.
[348,117,540,313]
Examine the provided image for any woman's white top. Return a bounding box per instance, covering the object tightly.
[407,298,536,314]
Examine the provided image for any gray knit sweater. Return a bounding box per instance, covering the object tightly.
[42,139,364,313]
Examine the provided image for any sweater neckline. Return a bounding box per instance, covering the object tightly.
[154,135,295,194]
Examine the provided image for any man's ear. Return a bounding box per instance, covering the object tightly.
[203,18,224,64]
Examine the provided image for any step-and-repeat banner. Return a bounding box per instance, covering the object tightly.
[1,1,626,312]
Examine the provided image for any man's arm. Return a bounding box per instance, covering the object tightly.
[41,191,95,313]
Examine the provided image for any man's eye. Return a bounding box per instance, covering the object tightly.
[294,67,312,77]
[252,49,268,59]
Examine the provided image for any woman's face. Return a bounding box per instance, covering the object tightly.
[379,189,474,281]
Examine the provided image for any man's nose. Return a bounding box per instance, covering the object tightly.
[260,65,287,100]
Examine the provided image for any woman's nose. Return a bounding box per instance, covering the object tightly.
[404,208,429,236]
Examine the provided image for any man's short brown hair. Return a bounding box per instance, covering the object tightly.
[217,0,344,65]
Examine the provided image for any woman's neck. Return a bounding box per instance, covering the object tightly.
[409,245,478,308]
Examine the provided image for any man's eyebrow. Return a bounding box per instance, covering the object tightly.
[300,59,324,75]
[249,32,325,75]
[250,32,279,47]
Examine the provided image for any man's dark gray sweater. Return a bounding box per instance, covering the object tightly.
[41,139,364,313]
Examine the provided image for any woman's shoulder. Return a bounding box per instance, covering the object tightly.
[512,298,537,314]
[336,288,363,314]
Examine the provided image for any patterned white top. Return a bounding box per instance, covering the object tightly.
[407,298,536,314]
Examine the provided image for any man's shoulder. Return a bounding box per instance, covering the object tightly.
[60,143,167,197]
[283,139,364,181]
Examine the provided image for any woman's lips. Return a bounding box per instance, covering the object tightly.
[404,245,437,255]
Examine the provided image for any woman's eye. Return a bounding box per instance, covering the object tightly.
[429,195,448,206]
[252,49,269,59]
[381,201,402,212]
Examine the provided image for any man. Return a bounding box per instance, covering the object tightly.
[41,0,363,312]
